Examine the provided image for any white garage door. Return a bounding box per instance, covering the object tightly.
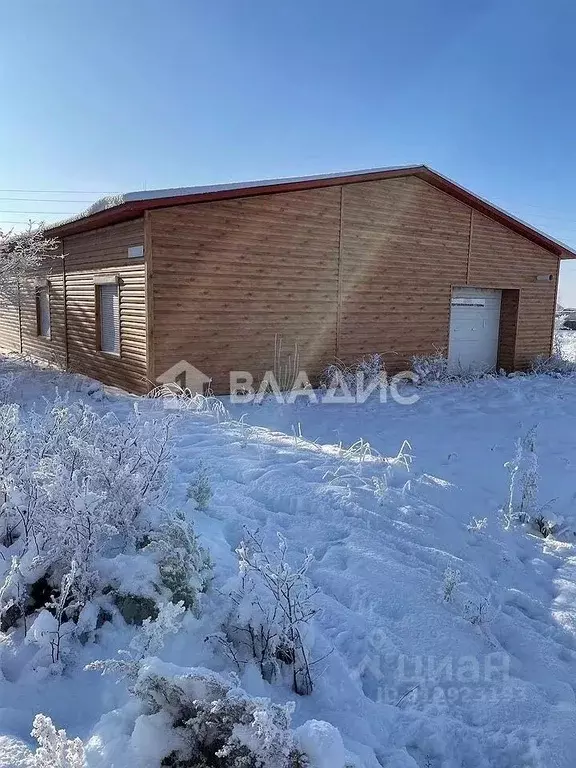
[448,287,502,372]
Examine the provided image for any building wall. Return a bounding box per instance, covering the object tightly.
[149,176,559,392]
[148,188,342,392]
[62,219,148,393]
[0,178,561,394]
[0,280,22,355]
[19,250,67,367]
[467,211,558,368]
[338,176,471,370]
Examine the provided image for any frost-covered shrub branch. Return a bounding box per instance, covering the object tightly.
[0,396,215,675]
[218,531,319,696]
[125,659,348,768]
[0,224,59,286]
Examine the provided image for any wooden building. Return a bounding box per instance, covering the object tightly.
[0,165,573,394]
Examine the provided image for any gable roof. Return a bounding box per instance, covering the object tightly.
[46,165,576,258]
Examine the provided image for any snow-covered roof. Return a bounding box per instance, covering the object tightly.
[50,165,419,228]
[46,165,576,258]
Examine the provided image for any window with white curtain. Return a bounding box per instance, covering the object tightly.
[98,283,120,354]
[36,286,50,338]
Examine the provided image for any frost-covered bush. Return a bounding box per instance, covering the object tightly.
[321,354,386,396]
[464,597,495,626]
[188,465,213,511]
[148,382,229,420]
[441,566,461,602]
[0,555,27,631]
[410,349,450,384]
[410,349,499,384]
[466,516,488,533]
[219,531,318,696]
[30,714,86,768]
[529,350,576,376]
[144,511,212,612]
[503,426,540,529]
[0,224,59,286]
[0,396,183,667]
[124,659,348,768]
[87,601,186,683]
[0,398,172,599]
[532,514,557,538]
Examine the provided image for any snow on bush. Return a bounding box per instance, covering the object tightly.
[503,426,540,529]
[0,224,59,287]
[188,463,213,511]
[0,396,211,672]
[26,561,79,667]
[217,531,318,696]
[320,353,386,396]
[410,349,450,383]
[529,350,576,376]
[441,565,461,602]
[148,382,229,420]
[119,658,350,768]
[86,600,186,683]
[144,509,212,611]
[30,713,86,768]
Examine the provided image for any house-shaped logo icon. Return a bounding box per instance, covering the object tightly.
[156,361,212,395]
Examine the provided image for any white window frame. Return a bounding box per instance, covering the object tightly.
[96,282,121,356]
[36,285,51,339]
[127,244,144,259]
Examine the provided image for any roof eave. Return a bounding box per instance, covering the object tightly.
[45,165,576,259]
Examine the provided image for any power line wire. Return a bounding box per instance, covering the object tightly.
[0,197,95,205]
[0,189,118,194]
[0,210,76,215]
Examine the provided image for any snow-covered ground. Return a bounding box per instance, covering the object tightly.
[3,338,576,767]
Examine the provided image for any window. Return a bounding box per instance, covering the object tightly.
[36,286,50,338]
[97,283,120,355]
[127,245,144,258]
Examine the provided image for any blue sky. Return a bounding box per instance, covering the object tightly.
[2,0,576,302]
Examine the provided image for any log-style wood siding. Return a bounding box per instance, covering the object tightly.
[0,281,22,354]
[0,176,561,393]
[63,219,147,392]
[149,176,559,391]
[0,219,148,394]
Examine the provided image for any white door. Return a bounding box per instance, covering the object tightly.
[448,287,502,372]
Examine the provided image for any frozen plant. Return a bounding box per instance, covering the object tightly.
[321,353,386,397]
[503,427,540,529]
[533,514,556,538]
[46,561,79,665]
[129,660,345,768]
[86,600,185,682]
[221,531,318,695]
[442,566,461,602]
[0,397,173,606]
[30,714,86,768]
[145,510,212,611]
[148,382,229,421]
[188,464,213,511]
[130,600,186,658]
[370,475,389,504]
[0,555,27,631]
[410,348,450,384]
[273,333,301,392]
[529,332,576,376]
[0,224,59,287]
[464,597,494,626]
[467,516,488,533]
